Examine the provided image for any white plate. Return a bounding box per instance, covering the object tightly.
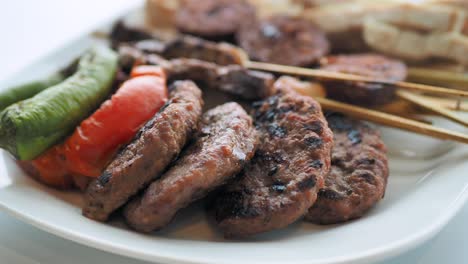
[1,15,468,264]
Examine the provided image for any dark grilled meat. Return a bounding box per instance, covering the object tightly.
[82,81,203,221]
[127,36,248,66]
[319,53,407,106]
[124,102,257,232]
[215,65,275,100]
[237,15,329,66]
[213,90,333,238]
[109,20,155,48]
[165,59,275,100]
[117,46,275,100]
[162,36,247,66]
[176,0,256,40]
[305,113,389,224]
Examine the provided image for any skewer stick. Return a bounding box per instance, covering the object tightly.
[396,90,468,127]
[93,29,468,98]
[415,95,468,112]
[315,97,468,144]
[408,67,468,90]
[246,61,468,98]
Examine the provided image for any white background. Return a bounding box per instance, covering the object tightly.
[0,0,467,263]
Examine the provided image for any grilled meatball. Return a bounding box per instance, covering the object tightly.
[320,53,407,106]
[237,15,329,66]
[83,81,203,221]
[124,102,257,232]
[176,0,256,40]
[305,113,389,224]
[213,89,333,238]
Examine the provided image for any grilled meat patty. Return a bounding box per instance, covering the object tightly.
[305,113,389,224]
[176,0,256,40]
[124,102,257,232]
[237,15,329,66]
[83,81,203,221]
[319,53,407,106]
[213,89,333,238]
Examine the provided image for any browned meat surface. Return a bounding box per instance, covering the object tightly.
[125,36,247,66]
[320,53,407,106]
[163,58,219,86]
[109,20,155,48]
[213,89,333,238]
[306,113,389,224]
[165,59,275,100]
[162,36,247,66]
[124,102,257,232]
[82,81,203,221]
[72,175,91,191]
[215,65,275,100]
[237,15,329,66]
[117,46,275,100]
[327,29,370,53]
[164,59,275,100]
[176,0,256,40]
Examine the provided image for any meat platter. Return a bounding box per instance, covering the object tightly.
[0,1,468,263]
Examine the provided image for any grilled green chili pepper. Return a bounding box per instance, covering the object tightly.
[0,74,64,111]
[0,46,118,160]
[0,61,78,111]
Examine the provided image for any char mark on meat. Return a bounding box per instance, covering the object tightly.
[213,87,333,238]
[237,15,329,67]
[305,113,389,224]
[319,53,407,106]
[175,0,256,41]
[82,81,203,221]
[117,45,275,100]
[123,102,257,233]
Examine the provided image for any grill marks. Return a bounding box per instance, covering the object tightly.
[122,103,257,233]
[117,44,276,101]
[319,54,407,106]
[175,0,255,40]
[305,113,389,224]
[213,90,333,238]
[237,15,330,66]
[82,81,203,221]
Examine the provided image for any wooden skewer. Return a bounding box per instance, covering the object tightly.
[395,90,468,127]
[416,95,468,112]
[93,29,468,98]
[315,97,468,144]
[408,67,468,90]
[246,61,468,98]
[249,60,468,127]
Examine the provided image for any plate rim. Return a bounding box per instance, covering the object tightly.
[0,186,467,264]
[1,5,468,263]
